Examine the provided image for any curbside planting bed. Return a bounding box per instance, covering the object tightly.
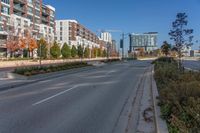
[153,57,200,133]
[13,62,90,77]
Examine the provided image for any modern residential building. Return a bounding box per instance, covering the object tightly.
[100,32,112,44]
[182,45,192,57]
[111,40,117,52]
[55,19,107,49]
[0,0,55,57]
[190,50,200,57]
[129,32,158,53]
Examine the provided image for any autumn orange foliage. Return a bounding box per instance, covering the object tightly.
[6,38,19,52]
[19,37,26,49]
[29,38,37,52]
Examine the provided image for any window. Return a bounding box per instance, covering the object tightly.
[35,18,40,24]
[16,18,21,26]
[35,2,40,9]
[2,0,10,4]
[35,10,40,16]
[28,0,33,4]
[1,6,9,15]
[24,20,28,27]
[28,7,33,14]
[27,15,33,21]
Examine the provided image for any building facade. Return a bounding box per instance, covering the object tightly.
[55,19,106,49]
[190,50,200,57]
[0,0,55,57]
[129,32,158,52]
[100,32,112,44]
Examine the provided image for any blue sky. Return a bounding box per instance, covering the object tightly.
[44,0,200,50]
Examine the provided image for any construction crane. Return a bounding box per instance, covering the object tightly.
[96,29,122,34]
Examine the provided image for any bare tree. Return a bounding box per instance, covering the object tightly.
[5,19,21,58]
[169,13,193,69]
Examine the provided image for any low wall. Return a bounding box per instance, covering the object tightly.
[0,57,120,69]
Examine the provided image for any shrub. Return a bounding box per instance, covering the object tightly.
[14,62,89,76]
[154,57,200,132]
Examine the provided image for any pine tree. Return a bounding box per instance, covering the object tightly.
[61,43,71,58]
[50,41,61,59]
[161,41,171,56]
[103,49,107,57]
[71,45,77,58]
[84,46,90,58]
[77,45,84,58]
[37,38,48,59]
[97,48,102,57]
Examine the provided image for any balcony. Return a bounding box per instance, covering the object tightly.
[14,0,26,5]
[42,17,49,23]
[14,4,25,13]
[42,8,49,17]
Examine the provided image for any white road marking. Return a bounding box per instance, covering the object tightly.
[32,86,77,106]
[32,81,117,106]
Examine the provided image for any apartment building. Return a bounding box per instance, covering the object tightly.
[0,0,55,57]
[55,20,106,49]
[129,32,158,52]
[100,32,112,44]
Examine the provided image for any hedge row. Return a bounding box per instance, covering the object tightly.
[14,62,89,76]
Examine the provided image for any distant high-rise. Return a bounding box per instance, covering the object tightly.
[129,32,158,52]
[100,32,112,44]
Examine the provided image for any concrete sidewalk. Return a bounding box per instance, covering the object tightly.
[137,66,168,133]
[112,65,168,133]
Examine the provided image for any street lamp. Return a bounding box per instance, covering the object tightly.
[39,41,42,68]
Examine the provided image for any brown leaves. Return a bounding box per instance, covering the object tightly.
[19,37,26,49]
[29,38,37,52]
[6,37,20,52]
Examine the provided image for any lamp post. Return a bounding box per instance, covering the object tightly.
[122,33,125,59]
[39,42,42,68]
[106,42,110,60]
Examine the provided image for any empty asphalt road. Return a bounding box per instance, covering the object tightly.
[0,60,152,133]
[183,60,200,71]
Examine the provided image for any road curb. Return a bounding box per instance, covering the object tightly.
[151,66,169,133]
[184,67,199,72]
